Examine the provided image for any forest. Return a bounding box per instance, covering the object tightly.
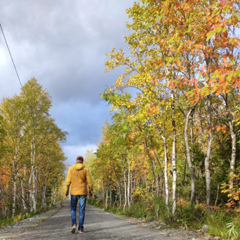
[86,0,240,238]
[1,0,240,238]
[0,78,67,223]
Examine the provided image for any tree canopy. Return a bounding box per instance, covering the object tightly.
[0,78,67,219]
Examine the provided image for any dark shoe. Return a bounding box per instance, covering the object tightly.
[79,229,84,233]
[71,224,76,233]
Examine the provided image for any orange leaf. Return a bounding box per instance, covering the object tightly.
[220,0,226,6]
[189,78,195,85]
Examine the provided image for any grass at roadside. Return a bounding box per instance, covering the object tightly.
[87,197,240,240]
[0,201,61,228]
[0,212,39,227]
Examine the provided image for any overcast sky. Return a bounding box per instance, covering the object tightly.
[0,0,135,166]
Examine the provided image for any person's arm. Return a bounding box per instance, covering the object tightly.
[86,168,93,197]
[65,168,72,197]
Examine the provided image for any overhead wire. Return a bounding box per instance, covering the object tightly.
[0,23,23,87]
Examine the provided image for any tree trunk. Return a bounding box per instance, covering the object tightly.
[123,169,127,210]
[102,179,105,202]
[12,161,17,218]
[171,94,177,215]
[117,179,122,206]
[224,94,236,193]
[161,125,169,210]
[110,178,112,206]
[215,182,220,206]
[229,120,236,191]
[184,107,196,207]
[153,120,169,210]
[130,170,133,205]
[31,141,37,212]
[105,188,108,209]
[19,175,27,212]
[127,158,131,207]
[32,142,37,212]
[205,95,213,207]
[144,139,156,200]
[154,150,162,197]
[28,170,33,213]
[156,170,159,197]
[41,184,47,210]
[31,165,37,211]
[198,109,205,153]
[12,146,19,218]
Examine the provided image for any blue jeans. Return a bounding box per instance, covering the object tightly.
[70,195,87,230]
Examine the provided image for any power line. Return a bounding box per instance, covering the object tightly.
[0,23,22,87]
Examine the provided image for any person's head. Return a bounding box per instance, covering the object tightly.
[76,155,84,164]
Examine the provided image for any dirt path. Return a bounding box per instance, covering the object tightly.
[0,200,202,240]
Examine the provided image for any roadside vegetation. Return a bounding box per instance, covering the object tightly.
[88,196,240,239]
[86,0,240,239]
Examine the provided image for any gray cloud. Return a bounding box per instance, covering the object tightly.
[50,100,112,146]
[0,0,134,162]
[1,0,132,102]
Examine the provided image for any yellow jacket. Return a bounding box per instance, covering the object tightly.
[65,163,93,196]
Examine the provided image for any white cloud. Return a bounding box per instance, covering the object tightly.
[63,143,97,167]
[0,48,7,65]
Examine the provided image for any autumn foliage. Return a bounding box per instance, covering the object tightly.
[89,0,240,220]
[0,78,67,221]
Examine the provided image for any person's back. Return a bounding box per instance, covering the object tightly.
[66,163,90,195]
[65,156,93,234]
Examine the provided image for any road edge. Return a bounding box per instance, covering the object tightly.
[0,201,62,240]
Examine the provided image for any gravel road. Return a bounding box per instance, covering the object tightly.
[0,200,204,240]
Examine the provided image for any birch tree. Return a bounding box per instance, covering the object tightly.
[1,96,26,217]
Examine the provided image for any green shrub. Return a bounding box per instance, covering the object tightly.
[124,203,147,218]
[173,203,207,229]
[206,210,240,239]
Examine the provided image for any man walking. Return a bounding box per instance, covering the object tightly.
[65,155,93,234]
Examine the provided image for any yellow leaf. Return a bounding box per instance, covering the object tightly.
[233,196,239,201]
[236,208,240,213]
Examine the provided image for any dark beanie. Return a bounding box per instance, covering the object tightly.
[76,156,84,161]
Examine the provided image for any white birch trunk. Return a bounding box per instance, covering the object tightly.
[184,108,196,207]
[105,189,108,208]
[229,120,236,191]
[28,170,33,213]
[127,158,130,207]
[161,131,169,210]
[31,164,37,211]
[19,175,27,212]
[123,170,127,210]
[205,96,213,207]
[12,163,17,218]
[31,141,37,212]
[153,120,169,210]
[171,94,177,215]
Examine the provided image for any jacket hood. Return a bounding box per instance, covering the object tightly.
[73,163,85,171]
